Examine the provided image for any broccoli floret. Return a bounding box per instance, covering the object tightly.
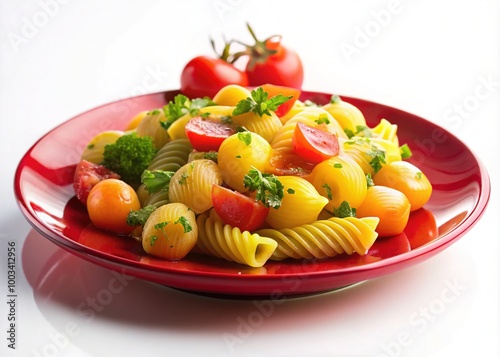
[101,132,156,186]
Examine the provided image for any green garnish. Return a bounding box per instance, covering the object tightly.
[366,173,374,187]
[333,163,343,169]
[160,94,215,130]
[126,205,157,226]
[141,169,174,194]
[238,131,252,146]
[330,95,341,104]
[333,201,356,218]
[416,172,423,179]
[400,143,413,159]
[101,132,156,186]
[287,188,295,194]
[367,145,386,173]
[174,216,192,233]
[315,114,331,125]
[344,125,372,139]
[203,151,218,162]
[243,168,284,209]
[233,87,292,117]
[322,183,333,200]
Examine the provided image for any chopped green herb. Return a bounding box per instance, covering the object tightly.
[178,172,189,185]
[87,143,95,150]
[322,183,333,200]
[233,87,292,117]
[238,131,252,146]
[243,168,284,209]
[315,114,331,125]
[149,235,158,246]
[333,163,343,169]
[221,115,233,124]
[287,188,295,194]
[203,151,218,162]
[400,143,413,159]
[127,205,157,226]
[330,95,341,104]
[174,216,192,233]
[344,125,371,139]
[160,94,215,130]
[154,221,169,230]
[236,155,241,158]
[366,145,386,173]
[416,172,423,179]
[366,174,374,187]
[333,201,356,218]
[304,100,318,107]
[141,169,174,194]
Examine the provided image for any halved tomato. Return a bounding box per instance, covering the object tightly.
[292,122,339,164]
[260,83,300,118]
[73,159,120,205]
[185,116,235,152]
[212,184,269,232]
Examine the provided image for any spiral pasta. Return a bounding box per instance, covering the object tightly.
[147,139,192,172]
[256,216,379,261]
[195,211,278,268]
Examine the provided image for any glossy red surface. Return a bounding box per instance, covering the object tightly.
[14,90,490,297]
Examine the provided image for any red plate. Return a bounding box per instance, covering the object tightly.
[14,90,490,298]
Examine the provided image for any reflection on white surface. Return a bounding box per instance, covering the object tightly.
[21,227,479,356]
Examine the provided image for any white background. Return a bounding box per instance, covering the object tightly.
[1,0,499,356]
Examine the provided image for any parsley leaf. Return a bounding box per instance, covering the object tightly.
[160,94,214,130]
[232,87,292,117]
[141,170,174,194]
[333,201,356,218]
[400,143,413,159]
[243,168,284,209]
[322,183,333,200]
[174,216,193,233]
[237,131,252,146]
[126,205,157,226]
[366,174,374,187]
[366,145,386,174]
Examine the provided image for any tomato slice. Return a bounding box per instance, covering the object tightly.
[260,83,300,117]
[292,122,339,164]
[185,116,235,152]
[73,159,120,205]
[211,185,269,232]
[266,147,315,176]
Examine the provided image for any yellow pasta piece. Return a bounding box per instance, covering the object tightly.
[217,132,273,192]
[168,159,223,214]
[322,96,367,133]
[195,212,277,268]
[231,111,282,143]
[257,216,379,261]
[212,84,252,106]
[308,155,367,211]
[265,176,328,229]
[373,161,432,211]
[371,118,399,145]
[135,109,169,149]
[142,203,198,260]
[81,130,124,164]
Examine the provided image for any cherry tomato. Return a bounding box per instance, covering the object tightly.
[87,178,140,235]
[244,32,303,89]
[266,147,315,177]
[211,184,269,232]
[73,159,120,205]
[185,116,235,152]
[404,208,438,249]
[292,122,340,164]
[260,83,301,117]
[180,56,248,99]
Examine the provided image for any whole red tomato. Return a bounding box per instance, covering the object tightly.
[239,24,304,89]
[180,56,248,99]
